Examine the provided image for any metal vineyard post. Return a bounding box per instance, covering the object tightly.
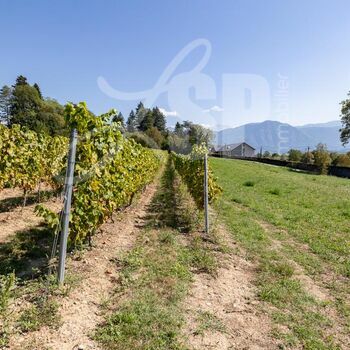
[58,128,77,285]
[204,153,209,234]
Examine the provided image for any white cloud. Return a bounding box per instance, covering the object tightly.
[199,123,213,129]
[203,105,224,113]
[159,108,178,117]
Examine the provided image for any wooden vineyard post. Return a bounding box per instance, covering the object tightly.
[58,128,77,285]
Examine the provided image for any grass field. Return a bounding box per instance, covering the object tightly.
[211,158,350,349]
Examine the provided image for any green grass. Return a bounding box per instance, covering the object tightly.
[211,158,350,277]
[95,158,218,350]
[95,229,191,350]
[211,158,350,348]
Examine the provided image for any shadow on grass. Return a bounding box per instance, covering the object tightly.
[287,167,319,176]
[0,224,53,279]
[142,158,177,229]
[141,157,195,233]
[0,190,57,213]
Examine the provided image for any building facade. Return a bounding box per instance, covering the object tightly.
[215,142,255,157]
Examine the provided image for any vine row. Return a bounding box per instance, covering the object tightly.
[171,145,222,208]
[0,124,67,196]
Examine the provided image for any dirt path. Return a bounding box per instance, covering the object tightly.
[183,224,279,350]
[10,178,160,350]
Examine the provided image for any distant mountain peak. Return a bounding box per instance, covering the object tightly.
[215,120,345,153]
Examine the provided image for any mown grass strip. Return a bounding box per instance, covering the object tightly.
[214,190,342,349]
[212,157,350,342]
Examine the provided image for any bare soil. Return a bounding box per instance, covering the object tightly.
[183,223,279,350]
[9,180,159,350]
[0,188,61,243]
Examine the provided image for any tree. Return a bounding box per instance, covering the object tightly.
[332,154,350,167]
[174,121,184,136]
[9,83,42,127]
[186,122,213,147]
[280,154,287,161]
[35,98,67,135]
[313,143,331,174]
[145,127,164,146]
[152,107,166,133]
[33,83,43,99]
[139,110,154,132]
[13,75,28,87]
[112,112,125,126]
[340,91,350,145]
[263,151,271,158]
[167,121,213,153]
[126,110,137,132]
[288,149,302,162]
[301,151,314,164]
[168,133,190,154]
[7,75,67,135]
[134,101,147,130]
[0,85,12,125]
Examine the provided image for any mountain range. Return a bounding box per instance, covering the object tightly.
[214,120,346,154]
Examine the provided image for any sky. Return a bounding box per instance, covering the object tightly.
[0,0,349,129]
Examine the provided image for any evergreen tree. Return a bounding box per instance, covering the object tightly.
[0,85,12,125]
[152,107,166,132]
[134,101,146,130]
[13,75,28,87]
[33,83,43,99]
[9,84,42,126]
[139,110,154,132]
[8,76,67,135]
[126,110,137,132]
[174,121,182,134]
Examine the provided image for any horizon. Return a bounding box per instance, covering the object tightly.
[209,119,341,132]
[1,1,350,129]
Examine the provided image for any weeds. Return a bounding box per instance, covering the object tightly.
[0,273,16,347]
[194,311,226,335]
[18,298,60,333]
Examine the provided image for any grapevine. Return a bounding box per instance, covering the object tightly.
[171,144,222,208]
[0,124,68,196]
[42,102,161,246]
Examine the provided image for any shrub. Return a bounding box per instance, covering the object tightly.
[288,149,303,162]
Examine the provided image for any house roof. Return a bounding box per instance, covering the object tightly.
[216,142,255,152]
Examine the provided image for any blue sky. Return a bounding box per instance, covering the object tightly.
[1,0,349,128]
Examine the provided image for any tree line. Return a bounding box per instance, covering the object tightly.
[0,75,67,136]
[261,144,350,174]
[0,76,213,153]
[114,101,213,152]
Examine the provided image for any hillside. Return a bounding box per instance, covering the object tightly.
[215,120,345,153]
